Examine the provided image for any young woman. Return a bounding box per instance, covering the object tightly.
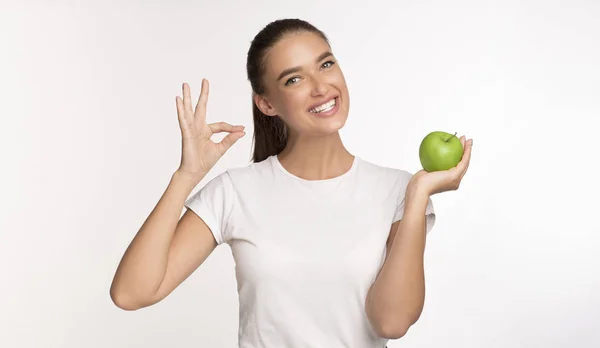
[110,18,473,348]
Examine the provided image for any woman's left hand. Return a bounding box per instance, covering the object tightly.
[408,135,473,197]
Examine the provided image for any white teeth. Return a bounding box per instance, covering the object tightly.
[309,98,336,113]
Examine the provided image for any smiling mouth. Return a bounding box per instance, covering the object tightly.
[308,97,337,113]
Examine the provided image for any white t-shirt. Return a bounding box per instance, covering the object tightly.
[184,154,436,348]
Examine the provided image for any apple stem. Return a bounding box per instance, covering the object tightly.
[445,132,457,142]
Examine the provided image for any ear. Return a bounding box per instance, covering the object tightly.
[253,93,278,117]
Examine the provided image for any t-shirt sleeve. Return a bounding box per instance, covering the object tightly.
[183,171,235,245]
[391,173,437,234]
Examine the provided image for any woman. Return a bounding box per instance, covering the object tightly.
[110,18,473,348]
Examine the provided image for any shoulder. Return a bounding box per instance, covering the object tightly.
[224,156,273,180]
[356,156,414,187]
[210,156,277,193]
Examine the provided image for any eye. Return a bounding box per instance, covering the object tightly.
[284,60,336,86]
[321,60,336,69]
[285,76,300,86]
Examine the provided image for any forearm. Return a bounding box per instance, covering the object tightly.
[110,170,202,303]
[366,191,429,337]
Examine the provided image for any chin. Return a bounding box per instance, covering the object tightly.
[314,114,348,136]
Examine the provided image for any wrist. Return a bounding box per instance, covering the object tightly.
[172,170,204,190]
[406,181,430,201]
[404,185,430,216]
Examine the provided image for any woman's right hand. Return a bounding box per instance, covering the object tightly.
[175,79,246,182]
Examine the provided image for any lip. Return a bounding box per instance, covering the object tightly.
[307,95,339,112]
[308,97,339,117]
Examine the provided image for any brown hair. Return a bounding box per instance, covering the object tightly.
[246,18,330,163]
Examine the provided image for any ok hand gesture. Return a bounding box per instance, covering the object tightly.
[175,79,246,182]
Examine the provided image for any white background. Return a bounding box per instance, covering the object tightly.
[2,0,599,347]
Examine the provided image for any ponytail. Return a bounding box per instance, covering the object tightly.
[250,100,287,163]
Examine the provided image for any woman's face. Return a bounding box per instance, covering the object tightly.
[255,31,350,137]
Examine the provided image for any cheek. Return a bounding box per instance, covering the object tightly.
[332,74,349,101]
[281,90,310,113]
[328,71,348,92]
[337,73,349,90]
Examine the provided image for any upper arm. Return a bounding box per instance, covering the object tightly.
[148,208,218,305]
[146,171,235,306]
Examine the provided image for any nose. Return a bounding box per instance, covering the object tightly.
[310,76,329,97]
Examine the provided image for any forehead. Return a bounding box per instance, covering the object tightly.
[263,32,331,78]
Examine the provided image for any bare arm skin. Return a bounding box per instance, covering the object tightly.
[109,171,217,310]
[109,79,245,310]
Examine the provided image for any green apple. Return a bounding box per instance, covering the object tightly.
[419,131,464,172]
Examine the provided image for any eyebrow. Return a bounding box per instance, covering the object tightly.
[276,51,334,81]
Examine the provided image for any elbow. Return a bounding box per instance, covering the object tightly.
[110,292,140,311]
[375,320,412,340]
[109,285,145,311]
[369,310,416,340]
[365,290,422,339]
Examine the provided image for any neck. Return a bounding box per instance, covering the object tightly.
[276,131,354,181]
